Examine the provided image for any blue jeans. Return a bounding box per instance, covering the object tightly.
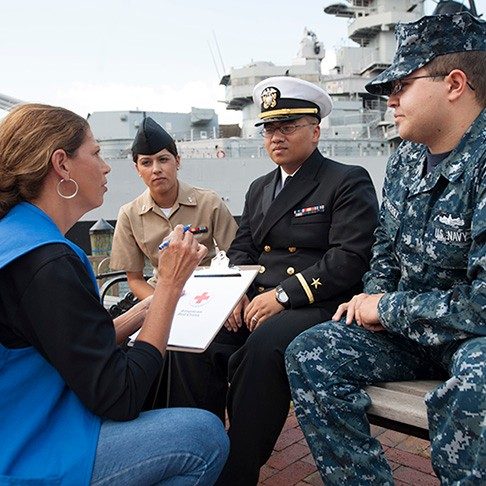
[90,408,229,485]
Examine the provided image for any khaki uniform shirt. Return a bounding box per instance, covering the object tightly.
[110,181,238,284]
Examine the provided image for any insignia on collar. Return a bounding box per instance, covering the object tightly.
[261,87,280,109]
[311,278,322,289]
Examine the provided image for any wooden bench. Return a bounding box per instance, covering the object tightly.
[365,380,442,440]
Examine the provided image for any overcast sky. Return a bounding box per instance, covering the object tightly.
[1,1,482,124]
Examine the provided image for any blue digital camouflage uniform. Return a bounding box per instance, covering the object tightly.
[286,105,486,484]
[285,10,486,482]
[286,107,486,485]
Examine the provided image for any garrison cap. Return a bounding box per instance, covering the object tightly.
[253,76,332,126]
[366,11,486,95]
[132,117,177,157]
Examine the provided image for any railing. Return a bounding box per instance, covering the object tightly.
[100,134,391,161]
[179,138,390,159]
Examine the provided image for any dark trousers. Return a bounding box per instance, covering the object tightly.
[149,307,331,485]
[146,327,248,421]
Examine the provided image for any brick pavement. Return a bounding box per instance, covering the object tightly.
[258,409,439,485]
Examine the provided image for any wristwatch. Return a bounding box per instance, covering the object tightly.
[275,285,291,309]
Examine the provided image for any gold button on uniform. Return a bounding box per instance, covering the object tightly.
[259,266,266,273]
[287,267,295,275]
[257,286,265,293]
[288,246,297,253]
[264,245,271,253]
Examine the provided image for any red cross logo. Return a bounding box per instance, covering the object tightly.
[194,292,210,304]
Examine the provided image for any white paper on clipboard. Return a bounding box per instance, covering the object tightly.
[130,253,259,352]
[165,264,259,352]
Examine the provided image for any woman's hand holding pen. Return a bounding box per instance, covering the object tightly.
[157,224,208,289]
[137,225,207,353]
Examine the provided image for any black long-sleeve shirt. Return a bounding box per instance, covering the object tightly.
[0,243,163,421]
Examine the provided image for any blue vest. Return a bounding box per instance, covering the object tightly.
[0,203,101,485]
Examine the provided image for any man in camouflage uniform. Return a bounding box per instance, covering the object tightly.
[286,11,485,485]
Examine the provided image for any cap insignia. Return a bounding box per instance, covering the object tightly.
[261,87,280,109]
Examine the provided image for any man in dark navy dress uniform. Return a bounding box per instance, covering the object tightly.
[166,76,379,485]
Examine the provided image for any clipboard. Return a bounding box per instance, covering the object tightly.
[130,252,259,353]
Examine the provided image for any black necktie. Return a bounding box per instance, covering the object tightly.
[283,175,293,187]
[274,175,292,199]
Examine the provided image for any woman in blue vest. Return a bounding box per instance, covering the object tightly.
[0,103,229,485]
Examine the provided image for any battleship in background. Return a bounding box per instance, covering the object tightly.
[85,0,424,226]
[0,0,479,252]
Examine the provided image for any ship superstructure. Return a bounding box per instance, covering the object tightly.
[1,0,481,252]
[80,0,429,227]
[222,0,424,140]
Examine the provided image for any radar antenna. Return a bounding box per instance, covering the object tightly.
[297,28,325,61]
[306,29,321,56]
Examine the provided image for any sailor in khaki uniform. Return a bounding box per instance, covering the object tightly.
[110,117,237,299]
[169,77,379,485]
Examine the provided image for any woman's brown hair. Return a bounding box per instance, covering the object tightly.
[0,103,89,217]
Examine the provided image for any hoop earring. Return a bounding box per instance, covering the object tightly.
[57,178,79,199]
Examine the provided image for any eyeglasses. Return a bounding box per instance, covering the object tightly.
[259,123,317,138]
[388,73,476,96]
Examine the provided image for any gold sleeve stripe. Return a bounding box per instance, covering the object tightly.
[259,108,318,119]
[296,273,314,304]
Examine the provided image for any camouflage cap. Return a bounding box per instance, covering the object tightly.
[365,12,486,95]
